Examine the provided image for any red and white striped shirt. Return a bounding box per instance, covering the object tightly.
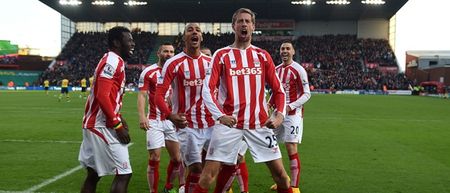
[155,52,215,129]
[202,45,286,130]
[82,51,125,129]
[138,64,171,121]
[275,61,311,116]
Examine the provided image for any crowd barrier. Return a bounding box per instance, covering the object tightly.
[0,86,138,92]
[311,89,412,95]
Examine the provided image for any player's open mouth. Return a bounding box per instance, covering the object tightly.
[241,29,248,35]
[191,36,199,43]
[129,48,134,55]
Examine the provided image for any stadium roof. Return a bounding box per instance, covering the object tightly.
[39,0,408,22]
[407,51,450,58]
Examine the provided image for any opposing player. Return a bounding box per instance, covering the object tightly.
[269,41,311,193]
[89,76,94,88]
[80,77,87,99]
[155,23,215,193]
[43,79,50,95]
[78,26,135,193]
[195,8,292,193]
[137,43,184,193]
[59,77,70,102]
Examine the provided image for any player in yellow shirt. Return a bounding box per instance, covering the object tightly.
[89,76,94,88]
[59,78,70,102]
[80,78,87,99]
[43,80,50,95]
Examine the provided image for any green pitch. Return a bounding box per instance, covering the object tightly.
[1,91,450,193]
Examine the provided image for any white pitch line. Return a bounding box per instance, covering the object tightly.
[0,191,47,193]
[22,143,134,193]
[308,117,445,122]
[0,139,81,144]
[24,165,83,192]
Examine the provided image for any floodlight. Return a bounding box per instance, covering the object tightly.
[124,1,148,6]
[361,0,385,5]
[59,0,82,6]
[91,0,114,5]
[326,0,351,5]
[291,0,316,5]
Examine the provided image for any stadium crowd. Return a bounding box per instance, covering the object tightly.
[38,31,157,86]
[0,55,17,64]
[38,32,411,90]
[295,35,409,90]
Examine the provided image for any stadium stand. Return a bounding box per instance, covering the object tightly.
[295,35,410,90]
[39,31,157,86]
[38,32,411,90]
[0,56,17,65]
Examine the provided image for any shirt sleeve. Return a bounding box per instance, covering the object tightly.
[202,52,225,120]
[155,61,177,118]
[95,64,122,127]
[288,66,311,110]
[100,63,117,79]
[263,51,286,116]
[138,69,150,91]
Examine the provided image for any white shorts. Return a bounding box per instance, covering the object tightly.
[238,140,248,156]
[146,119,178,150]
[78,128,132,177]
[178,127,212,166]
[274,114,303,144]
[206,124,282,165]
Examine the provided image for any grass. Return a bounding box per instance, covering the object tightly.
[0,91,449,193]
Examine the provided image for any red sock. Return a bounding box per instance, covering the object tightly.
[165,160,181,190]
[236,162,249,192]
[289,153,301,188]
[193,183,208,193]
[277,187,293,193]
[213,164,237,193]
[147,160,160,193]
[185,172,200,193]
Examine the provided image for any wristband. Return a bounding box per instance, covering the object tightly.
[114,122,123,130]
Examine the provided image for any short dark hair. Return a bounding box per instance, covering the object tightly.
[108,26,130,49]
[160,42,173,47]
[281,40,295,47]
[158,42,174,52]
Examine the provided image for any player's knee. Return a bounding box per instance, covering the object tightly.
[148,151,161,161]
[170,157,182,165]
[285,143,298,155]
[86,167,100,181]
[116,173,132,181]
[189,163,202,173]
[87,174,100,183]
[273,172,289,187]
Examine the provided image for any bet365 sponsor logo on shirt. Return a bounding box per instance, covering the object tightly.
[229,67,262,76]
[183,79,204,86]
